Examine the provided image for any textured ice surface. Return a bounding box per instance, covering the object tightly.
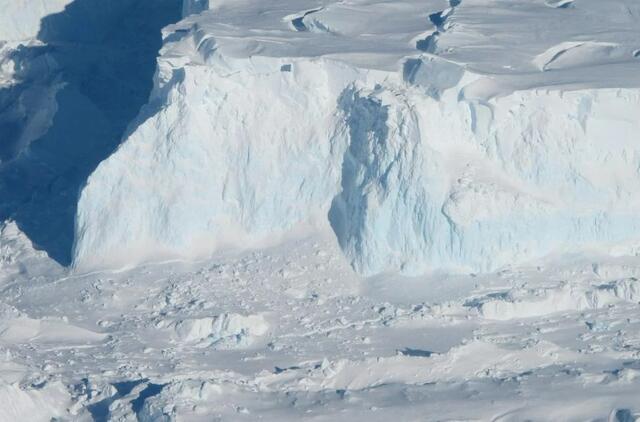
[6,222,640,419]
[73,0,640,275]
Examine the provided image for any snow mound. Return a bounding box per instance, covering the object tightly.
[471,278,640,321]
[160,313,269,348]
[0,309,106,345]
[0,221,59,283]
[0,381,71,422]
[255,339,577,391]
[73,0,640,276]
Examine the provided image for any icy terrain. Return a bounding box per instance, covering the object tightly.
[73,0,640,275]
[5,224,640,420]
[2,0,640,420]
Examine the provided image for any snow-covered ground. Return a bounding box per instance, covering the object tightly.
[3,222,640,420]
[2,0,640,420]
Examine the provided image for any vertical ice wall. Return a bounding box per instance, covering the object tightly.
[74,59,363,268]
[74,51,640,275]
[329,87,440,274]
[72,0,640,275]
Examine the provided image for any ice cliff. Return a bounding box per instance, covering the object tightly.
[73,0,640,275]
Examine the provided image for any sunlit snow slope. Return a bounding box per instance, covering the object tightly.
[74,0,640,275]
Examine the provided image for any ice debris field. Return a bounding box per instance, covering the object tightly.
[1,0,640,420]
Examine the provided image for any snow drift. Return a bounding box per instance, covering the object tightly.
[73,0,640,275]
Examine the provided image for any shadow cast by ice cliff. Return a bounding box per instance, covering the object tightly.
[0,0,181,265]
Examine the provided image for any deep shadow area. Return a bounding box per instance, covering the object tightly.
[0,0,182,265]
[87,379,165,421]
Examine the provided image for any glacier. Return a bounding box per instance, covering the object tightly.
[7,1,640,420]
[73,0,640,275]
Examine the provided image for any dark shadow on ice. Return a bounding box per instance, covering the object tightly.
[398,347,433,358]
[0,0,181,265]
[131,382,165,413]
[328,89,389,265]
[86,379,165,421]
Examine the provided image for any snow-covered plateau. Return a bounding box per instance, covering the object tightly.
[2,0,640,420]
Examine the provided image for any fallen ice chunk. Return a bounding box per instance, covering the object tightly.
[169,313,269,348]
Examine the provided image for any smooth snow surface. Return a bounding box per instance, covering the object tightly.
[74,0,640,275]
[0,0,182,265]
[0,0,72,41]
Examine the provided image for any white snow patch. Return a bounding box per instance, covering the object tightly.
[0,381,71,422]
[0,0,72,41]
[0,317,106,345]
[533,41,626,71]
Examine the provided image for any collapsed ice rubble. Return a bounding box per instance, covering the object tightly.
[74,0,640,275]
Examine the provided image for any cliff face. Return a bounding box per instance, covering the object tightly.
[72,0,640,275]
